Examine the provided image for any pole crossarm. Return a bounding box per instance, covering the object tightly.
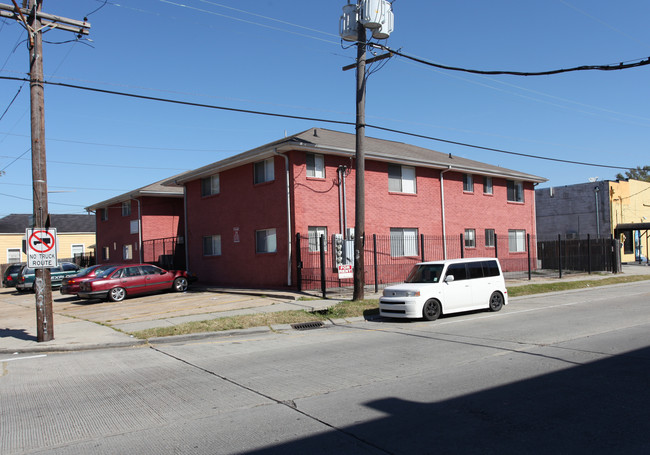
[342,52,392,72]
[0,3,91,35]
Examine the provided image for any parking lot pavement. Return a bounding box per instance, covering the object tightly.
[0,287,339,355]
[1,264,649,355]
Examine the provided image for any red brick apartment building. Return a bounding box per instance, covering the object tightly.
[86,179,185,268]
[156,128,546,288]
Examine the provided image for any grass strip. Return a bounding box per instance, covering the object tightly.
[507,274,650,297]
[129,274,650,339]
[131,300,380,339]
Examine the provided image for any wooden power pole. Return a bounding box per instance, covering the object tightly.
[0,0,90,341]
[352,20,366,301]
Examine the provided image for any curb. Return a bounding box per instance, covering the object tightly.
[0,338,148,356]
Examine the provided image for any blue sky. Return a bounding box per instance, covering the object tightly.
[1,0,649,218]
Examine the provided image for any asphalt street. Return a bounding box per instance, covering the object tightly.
[2,279,650,454]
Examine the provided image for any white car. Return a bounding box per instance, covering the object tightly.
[379,257,508,321]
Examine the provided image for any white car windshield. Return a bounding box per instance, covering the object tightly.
[405,264,444,283]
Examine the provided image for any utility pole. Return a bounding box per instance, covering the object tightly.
[340,1,393,301]
[353,20,366,301]
[29,0,53,342]
[1,0,90,341]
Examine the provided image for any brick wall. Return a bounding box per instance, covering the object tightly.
[184,150,540,288]
[95,196,183,264]
[185,157,289,287]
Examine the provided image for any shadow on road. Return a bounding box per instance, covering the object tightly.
[246,345,650,454]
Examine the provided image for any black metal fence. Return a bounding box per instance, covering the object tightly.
[296,233,621,293]
[69,252,95,268]
[142,236,186,270]
[537,235,620,277]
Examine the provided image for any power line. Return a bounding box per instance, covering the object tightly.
[0,190,88,208]
[194,0,339,38]
[0,131,242,152]
[0,83,23,122]
[157,0,339,45]
[0,181,126,192]
[0,145,30,173]
[369,42,650,76]
[0,153,189,171]
[367,125,631,170]
[558,0,650,49]
[0,75,635,171]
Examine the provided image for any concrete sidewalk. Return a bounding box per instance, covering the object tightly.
[2,264,649,355]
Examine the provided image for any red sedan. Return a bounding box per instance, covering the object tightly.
[60,264,117,296]
[77,264,190,302]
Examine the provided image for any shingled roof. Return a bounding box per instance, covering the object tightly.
[165,127,547,185]
[85,175,185,212]
[0,214,95,234]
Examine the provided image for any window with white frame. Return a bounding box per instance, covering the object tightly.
[256,228,277,253]
[130,220,139,234]
[483,176,493,194]
[507,180,524,202]
[122,201,131,216]
[508,229,526,252]
[203,235,222,256]
[7,248,20,263]
[464,229,476,248]
[485,229,495,248]
[102,246,110,261]
[71,244,84,258]
[123,244,133,260]
[390,228,419,257]
[388,164,416,194]
[308,226,328,252]
[201,174,220,196]
[306,153,325,178]
[254,158,275,184]
[463,174,474,192]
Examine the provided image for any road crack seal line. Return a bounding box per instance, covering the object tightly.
[330,320,594,366]
[149,345,394,455]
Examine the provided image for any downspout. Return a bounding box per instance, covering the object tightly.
[183,185,189,271]
[594,185,600,237]
[532,182,540,260]
[338,167,344,235]
[342,166,348,234]
[440,166,452,259]
[133,197,143,263]
[276,149,292,286]
[91,209,98,261]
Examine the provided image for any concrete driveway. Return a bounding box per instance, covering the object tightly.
[0,286,334,354]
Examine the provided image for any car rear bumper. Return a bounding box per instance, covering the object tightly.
[78,290,109,300]
[60,285,80,295]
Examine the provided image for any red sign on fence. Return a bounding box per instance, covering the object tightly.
[338,264,353,279]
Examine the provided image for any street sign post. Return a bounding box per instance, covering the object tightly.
[26,228,58,268]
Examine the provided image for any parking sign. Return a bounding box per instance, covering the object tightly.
[26,228,58,268]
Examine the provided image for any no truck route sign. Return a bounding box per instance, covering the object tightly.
[26,228,58,268]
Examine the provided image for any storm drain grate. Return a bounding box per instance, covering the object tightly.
[291,321,325,331]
